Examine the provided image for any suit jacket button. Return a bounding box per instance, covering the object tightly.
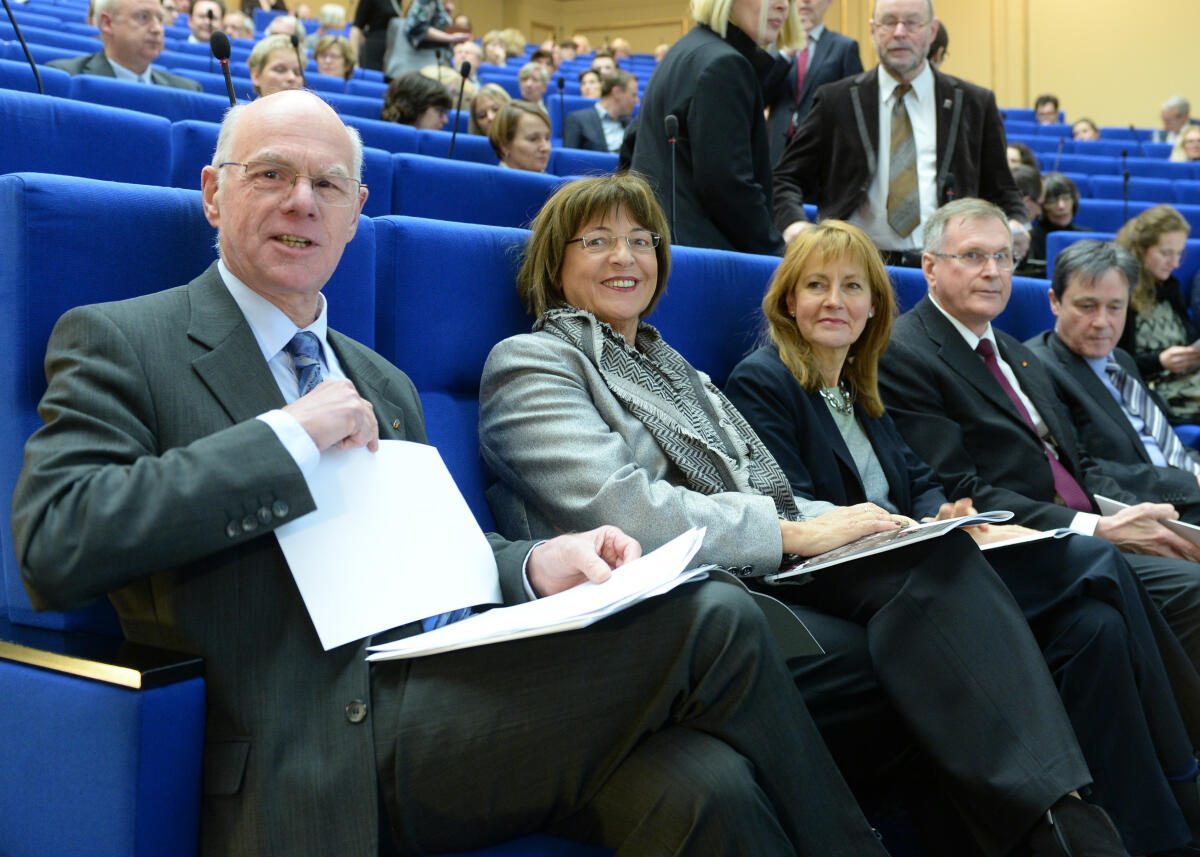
[272,500,289,519]
[241,514,258,533]
[345,699,368,723]
[225,521,240,539]
[257,506,273,524]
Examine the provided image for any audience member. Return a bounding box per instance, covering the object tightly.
[571,33,591,54]
[517,61,549,110]
[247,34,305,97]
[1034,93,1060,125]
[591,50,617,76]
[631,0,801,255]
[488,101,552,173]
[419,63,475,100]
[1006,140,1040,171]
[878,198,1200,669]
[477,173,1139,857]
[161,0,180,27]
[1072,117,1101,141]
[468,82,510,135]
[1170,126,1200,162]
[764,0,863,166]
[381,71,451,129]
[12,90,870,857]
[293,3,311,21]
[577,68,601,99]
[724,218,1200,855]
[452,39,481,83]
[563,70,637,153]
[1154,95,1197,145]
[559,40,577,62]
[774,0,1029,265]
[304,3,347,50]
[529,47,557,74]
[243,0,286,12]
[481,31,509,66]
[265,14,304,38]
[187,0,224,44]
[48,0,203,90]
[222,9,254,40]
[314,34,356,81]
[925,18,946,66]
[497,28,527,57]
[1028,240,1200,519]
[450,12,471,35]
[608,37,631,59]
[1011,164,1045,275]
[1116,205,1200,422]
[383,0,468,80]
[1030,172,1089,268]
[349,0,397,71]
[654,42,670,61]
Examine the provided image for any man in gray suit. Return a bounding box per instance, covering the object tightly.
[11,90,889,857]
[48,0,202,90]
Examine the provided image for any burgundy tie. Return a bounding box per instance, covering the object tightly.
[786,45,810,137]
[975,339,1093,512]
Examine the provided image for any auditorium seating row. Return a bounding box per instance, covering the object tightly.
[1041,173,1200,207]
[1007,144,1200,180]
[1007,134,1173,160]
[0,170,1054,857]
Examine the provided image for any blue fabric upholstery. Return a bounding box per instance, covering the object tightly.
[1089,175,1175,203]
[0,56,72,96]
[548,146,618,178]
[70,73,228,123]
[1075,198,1156,233]
[347,77,388,99]
[317,89,383,119]
[343,114,420,155]
[165,67,257,100]
[889,266,1054,341]
[391,152,565,227]
[0,40,78,64]
[1044,231,1114,280]
[0,21,99,51]
[0,89,171,184]
[418,127,498,165]
[1126,157,1200,180]
[1054,153,1122,176]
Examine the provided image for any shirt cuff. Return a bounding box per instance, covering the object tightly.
[257,409,320,476]
[522,540,548,600]
[1069,511,1100,536]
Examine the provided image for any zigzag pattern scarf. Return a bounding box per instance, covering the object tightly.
[538,308,801,522]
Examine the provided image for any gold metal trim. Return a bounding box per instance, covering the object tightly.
[0,638,145,688]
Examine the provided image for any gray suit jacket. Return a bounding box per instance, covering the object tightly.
[562,105,611,152]
[12,264,533,857]
[478,328,784,576]
[47,50,203,90]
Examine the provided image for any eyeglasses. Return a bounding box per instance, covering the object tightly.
[932,251,1014,271]
[567,230,661,254]
[873,17,929,33]
[218,161,362,207]
[118,8,165,26]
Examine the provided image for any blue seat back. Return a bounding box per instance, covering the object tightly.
[343,114,419,154]
[418,128,498,164]
[548,147,618,177]
[70,73,229,123]
[0,56,72,95]
[889,265,1053,340]
[1074,198,1155,233]
[1054,153,1121,176]
[391,152,565,227]
[1089,175,1175,203]
[0,89,171,185]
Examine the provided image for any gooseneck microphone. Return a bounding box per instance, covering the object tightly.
[557,75,565,139]
[207,7,217,72]
[210,31,237,107]
[1,0,45,94]
[664,114,678,242]
[1122,149,1131,224]
[290,32,305,86]
[1052,136,1065,172]
[447,60,471,158]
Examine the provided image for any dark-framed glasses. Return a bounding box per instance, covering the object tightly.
[873,16,929,32]
[932,251,1014,272]
[567,230,661,254]
[218,161,362,207]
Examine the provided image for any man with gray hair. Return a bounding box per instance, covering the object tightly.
[11,89,892,857]
[266,13,306,39]
[517,60,549,110]
[563,69,638,153]
[1026,240,1200,521]
[1154,95,1196,144]
[304,3,346,49]
[48,0,202,88]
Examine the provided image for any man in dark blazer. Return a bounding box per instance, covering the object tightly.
[763,0,862,166]
[878,198,1200,671]
[773,0,1026,264]
[10,90,890,857]
[562,69,638,153]
[48,0,201,89]
[1026,239,1200,522]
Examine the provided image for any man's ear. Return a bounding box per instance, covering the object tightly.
[1047,287,1061,318]
[201,165,221,228]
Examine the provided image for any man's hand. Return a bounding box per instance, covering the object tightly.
[1009,219,1031,261]
[1158,345,1200,374]
[281,379,379,452]
[1094,502,1200,562]
[526,526,643,597]
[782,220,813,245]
[964,523,1041,547]
[929,497,978,521]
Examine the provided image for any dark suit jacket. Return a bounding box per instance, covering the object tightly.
[878,296,1137,530]
[630,23,784,256]
[11,264,533,857]
[1025,331,1200,516]
[725,344,946,518]
[562,105,612,152]
[764,29,862,167]
[772,65,1025,231]
[47,50,203,90]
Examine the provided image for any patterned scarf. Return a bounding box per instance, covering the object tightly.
[538,308,802,521]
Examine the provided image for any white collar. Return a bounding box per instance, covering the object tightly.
[928,292,996,353]
[216,258,331,365]
[877,60,933,104]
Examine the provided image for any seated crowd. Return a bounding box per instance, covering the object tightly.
[11,1,1200,857]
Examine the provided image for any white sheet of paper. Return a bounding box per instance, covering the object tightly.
[366,528,709,660]
[276,440,501,651]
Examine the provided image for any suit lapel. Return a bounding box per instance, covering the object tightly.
[328,332,415,442]
[85,52,117,78]
[1000,332,1083,468]
[933,70,954,163]
[1050,335,1150,460]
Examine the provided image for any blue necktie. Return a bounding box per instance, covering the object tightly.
[285,331,324,397]
[1106,357,1200,476]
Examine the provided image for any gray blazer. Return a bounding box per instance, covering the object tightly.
[478,328,785,576]
[12,264,533,857]
[47,50,203,90]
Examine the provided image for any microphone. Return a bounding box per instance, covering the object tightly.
[207,7,217,72]
[1130,124,1147,157]
[290,32,305,86]
[664,114,678,242]
[1122,149,1131,224]
[1052,136,1064,172]
[447,60,471,158]
[436,48,443,68]
[0,0,45,94]
[557,76,565,140]
[210,31,237,107]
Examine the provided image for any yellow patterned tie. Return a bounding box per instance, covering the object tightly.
[887,83,920,238]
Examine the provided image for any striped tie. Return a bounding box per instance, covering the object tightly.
[285,331,324,397]
[1106,358,1200,476]
[887,83,920,238]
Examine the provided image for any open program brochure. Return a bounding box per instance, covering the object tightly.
[764,511,1018,583]
[1095,495,1200,547]
[366,528,821,661]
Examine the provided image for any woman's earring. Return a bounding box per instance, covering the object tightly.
[868,310,875,317]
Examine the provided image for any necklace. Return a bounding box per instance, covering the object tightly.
[819,384,853,415]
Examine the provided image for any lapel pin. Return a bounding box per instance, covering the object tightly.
[1021,361,1028,367]
[392,419,401,430]
[943,99,952,109]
